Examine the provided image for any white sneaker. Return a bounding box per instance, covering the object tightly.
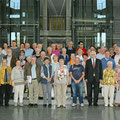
[80,103,84,107]
[110,104,113,107]
[72,103,77,107]
[105,104,108,107]
[19,103,24,107]
[14,103,17,107]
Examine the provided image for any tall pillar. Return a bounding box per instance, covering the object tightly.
[42,0,48,50]
[66,0,71,46]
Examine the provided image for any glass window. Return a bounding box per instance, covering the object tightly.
[97,0,106,10]
[10,0,20,10]
[10,14,20,18]
[22,12,26,17]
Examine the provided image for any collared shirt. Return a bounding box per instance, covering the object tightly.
[31,64,37,79]
[41,65,50,78]
[7,56,12,67]
[101,57,116,70]
[114,55,120,65]
[24,48,33,57]
[96,53,105,60]
[91,58,96,65]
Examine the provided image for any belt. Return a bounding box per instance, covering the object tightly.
[32,78,37,80]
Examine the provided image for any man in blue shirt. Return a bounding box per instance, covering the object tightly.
[24,43,33,57]
[69,57,85,107]
[101,50,116,70]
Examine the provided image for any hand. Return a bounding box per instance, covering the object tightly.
[25,80,28,85]
[66,82,69,86]
[48,78,51,82]
[54,82,56,86]
[100,80,103,85]
[12,82,15,87]
[85,79,88,83]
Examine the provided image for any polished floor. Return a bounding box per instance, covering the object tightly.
[0,104,120,120]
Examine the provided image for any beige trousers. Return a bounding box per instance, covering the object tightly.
[104,85,115,106]
[56,84,67,107]
[29,80,39,104]
[14,84,24,104]
[38,82,43,97]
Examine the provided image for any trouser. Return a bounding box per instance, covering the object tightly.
[104,85,115,106]
[0,84,11,106]
[87,78,99,104]
[84,79,87,96]
[29,80,39,104]
[42,82,52,105]
[56,84,67,106]
[38,82,43,97]
[72,80,84,104]
[14,84,24,104]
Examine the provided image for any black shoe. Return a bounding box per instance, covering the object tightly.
[89,103,92,106]
[43,104,47,107]
[5,104,9,107]
[94,103,98,106]
[29,104,33,107]
[48,104,52,107]
[38,97,43,100]
[34,104,38,107]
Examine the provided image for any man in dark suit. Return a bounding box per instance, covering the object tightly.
[85,51,103,106]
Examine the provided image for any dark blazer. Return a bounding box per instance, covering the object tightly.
[85,58,103,82]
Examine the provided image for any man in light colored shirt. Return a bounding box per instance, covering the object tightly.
[24,43,33,57]
[114,47,120,65]
[96,46,106,60]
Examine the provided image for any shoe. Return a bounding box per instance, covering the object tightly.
[5,104,9,107]
[29,104,33,107]
[19,103,24,107]
[48,104,52,107]
[105,104,108,107]
[72,103,77,107]
[38,97,43,100]
[63,105,66,108]
[80,103,84,107]
[34,104,38,107]
[57,105,61,108]
[14,103,18,107]
[43,104,47,107]
[110,104,113,107]
[89,103,92,106]
[94,103,98,106]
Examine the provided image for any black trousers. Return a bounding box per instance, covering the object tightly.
[0,84,11,106]
[87,77,99,105]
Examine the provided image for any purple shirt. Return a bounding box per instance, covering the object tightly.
[52,50,60,57]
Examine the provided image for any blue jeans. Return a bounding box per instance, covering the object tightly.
[71,80,84,104]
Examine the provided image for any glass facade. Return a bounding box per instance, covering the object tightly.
[72,0,113,48]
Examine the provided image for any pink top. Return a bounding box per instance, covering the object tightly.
[52,50,60,57]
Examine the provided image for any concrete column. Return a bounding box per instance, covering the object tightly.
[42,0,48,50]
[66,0,71,46]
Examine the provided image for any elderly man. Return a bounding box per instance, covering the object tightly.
[101,50,116,70]
[114,47,120,65]
[3,48,17,69]
[96,46,106,60]
[24,56,41,106]
[24,43,33,57]
[66,41,76,58]
[85,51,103,106]
[70,57,85,107]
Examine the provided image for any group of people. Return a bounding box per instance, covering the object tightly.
[0,40,120,108]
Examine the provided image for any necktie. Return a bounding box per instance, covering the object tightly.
[93,59,95,69]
